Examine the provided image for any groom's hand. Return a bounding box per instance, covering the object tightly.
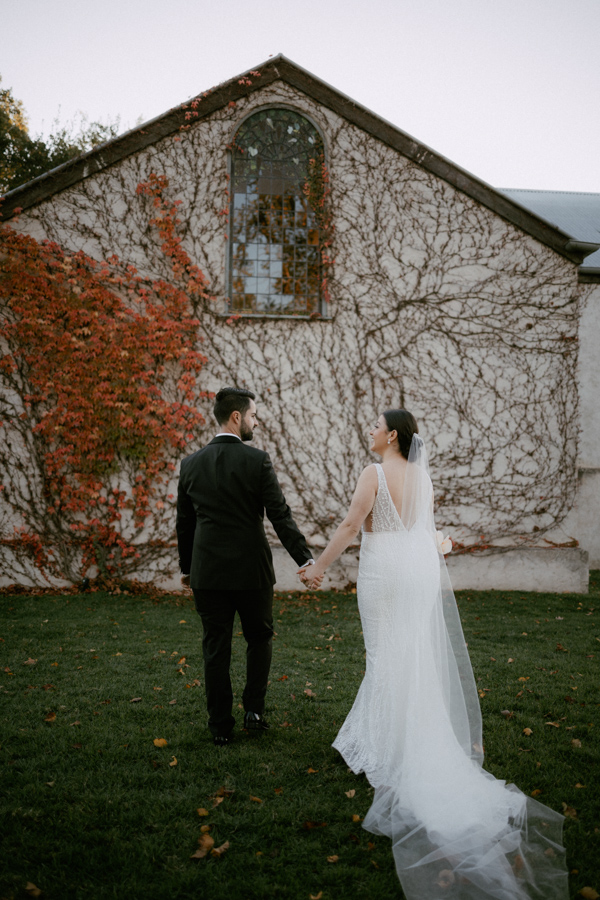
[297,564,324,590]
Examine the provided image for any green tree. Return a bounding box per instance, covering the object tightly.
[1,75,120,194]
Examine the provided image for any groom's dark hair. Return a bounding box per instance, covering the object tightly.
[382,409,419,460]
[214,387,256,425]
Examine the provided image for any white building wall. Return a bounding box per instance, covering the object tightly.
[4,80,590,590]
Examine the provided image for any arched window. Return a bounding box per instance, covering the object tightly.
[229,108,325,316]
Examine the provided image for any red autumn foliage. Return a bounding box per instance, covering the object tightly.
[0,174,210,583]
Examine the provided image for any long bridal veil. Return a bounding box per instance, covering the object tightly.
[358,435,569,899]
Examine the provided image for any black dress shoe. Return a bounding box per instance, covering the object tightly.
[243,711,270,732]
[213,733,233,747]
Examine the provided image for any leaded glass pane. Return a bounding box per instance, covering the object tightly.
[228,109,324,316]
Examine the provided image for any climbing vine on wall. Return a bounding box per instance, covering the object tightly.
[2,80,583,581]
[0,180,209,584]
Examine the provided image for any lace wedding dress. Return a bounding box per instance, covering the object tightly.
[332,438,568,899]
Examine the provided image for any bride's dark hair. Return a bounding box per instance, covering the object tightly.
[382,409,419,460]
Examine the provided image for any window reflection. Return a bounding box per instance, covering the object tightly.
[229,109,324,316]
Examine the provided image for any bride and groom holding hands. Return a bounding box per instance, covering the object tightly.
[176,386,569,899]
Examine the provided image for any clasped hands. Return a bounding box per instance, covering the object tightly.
[297,563,324,590]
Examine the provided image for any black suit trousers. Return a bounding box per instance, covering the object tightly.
[193,586,274,737]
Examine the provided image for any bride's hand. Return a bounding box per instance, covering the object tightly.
[298,563,325,590]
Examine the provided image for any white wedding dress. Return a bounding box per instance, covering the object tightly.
[332,438,568,899]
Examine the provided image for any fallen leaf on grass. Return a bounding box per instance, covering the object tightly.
[562,802,577,818]
[169,756,178,767]
[197,808,209,817]
[556,643,568,652]
[44,712,56,723]
[153,738,168,748]
[545,722,560,728]
[531,789,542,797]
[304,689,316,698]
[115,652,122,657]
[579,889,600,900]
[191,834,215,858]
[23,658,37,666]
[72,743,82,750]
[371,859,379,869]
[307,767,318,774]
[178,657,186,664]
[211,841,230,858]
[501,710,514,719]
[327,854,339,863]
[575,783,586,789]
[277,675,288,681]
[69,721,80,727]
[523,728,533,736]
[130,697,142,703]
[179,620,187,624]
[169,700,177,705]
[572,739,582,748]
[274,788,283,795]
[249,795,262,803]
[345,789,356,798]
[25,883,42,898]
[352,814,362,822]
[46,781,55,787]
[303,821,327,830]
[310,893,323,900]
[42,684,54,690]
[153,687,162,691]
[212,796,224,808]
[200,825,210,833]
[507,658,514,663]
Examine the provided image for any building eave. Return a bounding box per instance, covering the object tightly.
[0,54,595,267]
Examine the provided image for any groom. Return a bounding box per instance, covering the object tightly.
[176,387,317,746]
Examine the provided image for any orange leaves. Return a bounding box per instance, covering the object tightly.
[523,728,533,736]
[25,884,42,898]
[307,767,318,774]
[556,643,569,652]
[303,821,327,830]
[249,795,262,803]
[191,834,215,859]
[210,841,230,859]
[327,855,339,863]
[562,802,577,818]
[344,790,356,799]
[309,893,323,900]
[23,657,37,666]
[169,756,178,767]
[571,738,582,748]
[0,199,207,581]
[44,711,56,723]
[579,888,600,899]
[197,808,208,817]
[531,789,542,797]
[153,738,167,748]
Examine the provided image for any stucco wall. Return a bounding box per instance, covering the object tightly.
[4,79,586,586]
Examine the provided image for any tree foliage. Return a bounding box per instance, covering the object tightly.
[0,175,210,584]
[0,75,120,194]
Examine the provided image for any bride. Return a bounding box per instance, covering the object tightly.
[299,409,568,899]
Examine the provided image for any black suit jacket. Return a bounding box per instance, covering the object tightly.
[176,436,312,590]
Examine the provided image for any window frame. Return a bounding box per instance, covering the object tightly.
[224,104,330,320]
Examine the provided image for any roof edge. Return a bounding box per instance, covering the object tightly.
[0,54,591,266]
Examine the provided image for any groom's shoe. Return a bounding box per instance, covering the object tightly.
[243,711,270,732]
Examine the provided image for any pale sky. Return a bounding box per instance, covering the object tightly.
[3,0,600,192]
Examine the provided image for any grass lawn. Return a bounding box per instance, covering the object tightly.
[1,574,599,900]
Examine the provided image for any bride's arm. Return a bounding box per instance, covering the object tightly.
[299,466,378,586]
